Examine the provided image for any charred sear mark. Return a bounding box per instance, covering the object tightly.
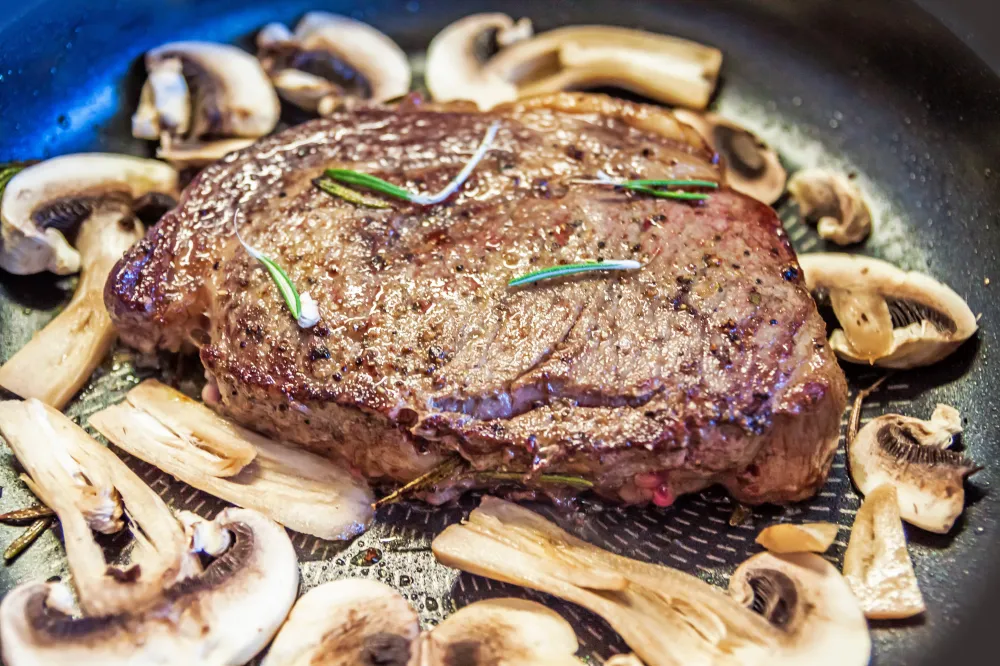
[746,570,797,630]
[877,425,978,471]
[886,297,956,334]
[362,632,413,666]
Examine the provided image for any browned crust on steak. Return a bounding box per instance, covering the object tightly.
[106,93,846,504]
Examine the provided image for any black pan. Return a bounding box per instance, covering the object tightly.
[1,1,998,664]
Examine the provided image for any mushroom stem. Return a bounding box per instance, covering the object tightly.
[0,208,143,408]
[88,379,374,540]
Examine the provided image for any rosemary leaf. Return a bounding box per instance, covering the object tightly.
[624,178,720,189]
[316,178,391,209]
[574,173,718,202]
[476,471,594,490]
[624,185,711,201]
[255,254,302,320]
[4,516,54,562]
[0,504,54,525]
[848,374,891,450]
[325,169,413,202]
[373,456,467,509]
[0,163,26,198]
[509,260,642,288]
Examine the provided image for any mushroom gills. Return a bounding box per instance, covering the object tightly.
[787,169,872,245]
[426,17,721,111]
[0,154,177,407]
[843,484,925,619]
[88,379,374,540]
[673,110,787,205]
[257,12,410,113]
[799,253,977,368]
[849,408,979,533]
[0,508,299,666]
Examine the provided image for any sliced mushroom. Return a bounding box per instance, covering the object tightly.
[799,253,977,368]
[433,496,789,666]
[849,406,979,533]
[133,41,280,167]
[729,551,871,666]
[843,484,925,619]
[755,523,838,554]
[426,17,722,111]
[0,508,298,666]
[673,110,787,205]
[0,154,176,407]
[89,379,374,540]
[0,398,195,616]
[156,135,258,170]
[257,12,410,114]
[606,656,646,666]
[262,579,419,666]
[420,598,580,666]
[788,169,872,245]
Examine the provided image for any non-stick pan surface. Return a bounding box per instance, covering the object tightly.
[1,1,999,664]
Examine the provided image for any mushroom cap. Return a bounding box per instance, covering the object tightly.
[144,41,280,139]
[729,551,871,666]
[787,169,872,245]
[258,12,410,112]
[422,598,580,666]
[755,522,839,554]
[799,252,977,368]
[843,484,926,619]
[849,410,979,533]
[673,109,787,205]
[261,579,419,666]
[0,154,177,275]
[156,135,258,169]
[427,18,721,111]
[0,508,298,666]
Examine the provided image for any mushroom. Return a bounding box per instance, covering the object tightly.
[799,253,977,368]
[89,379,374,540]
[729,551,871,666]
[606,656,647,666]
[256,12,411,114]
[787,169,872,245]
[0,154,177,408]
[434,496,795,666]
[755,523,839,554]
[0,508,298,666]
[133,41,280,167]
[419,598,580,666]
[426,17,722,111]
[262,579,419,666]
[843,484,925,619]
[849,406,979,533]
[673,109,787,205]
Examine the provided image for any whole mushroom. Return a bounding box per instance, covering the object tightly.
[0,154,178,408]
[132,41,280,167]
[788,169,872,245]
[256,12,411,114]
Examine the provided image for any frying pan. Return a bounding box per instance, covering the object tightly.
[1,1,999,663]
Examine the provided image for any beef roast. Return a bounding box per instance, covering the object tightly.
[106,93,847,505]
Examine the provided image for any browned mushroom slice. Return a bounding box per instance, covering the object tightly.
[0,154,177,408]
[426,18,721,110]
[755,523,839,554]
[133,41,280,167]
[800,253,977,368]
[849,406,978,533]
[673,109,787,205]
[843,484,925,619]
[257,12,411,114]
[788,169,872,245]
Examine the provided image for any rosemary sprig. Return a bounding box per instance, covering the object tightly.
[230,207,320,328]
[325,121,500,205]
[575,172,718,201]
[509,260,642,287]
[373,456,466,509]
[0,504,55,524]
[315,178,390,209]
[4,516,54,562]
[847,374,891,450]
[476,471,594,490]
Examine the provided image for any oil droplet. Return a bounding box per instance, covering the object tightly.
[351,547,383,567]
[425,596,439,611]
[335,558,345,566]
[398,574,412,587]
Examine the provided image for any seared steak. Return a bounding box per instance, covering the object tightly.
[106,93,847,505]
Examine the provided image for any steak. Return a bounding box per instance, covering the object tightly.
[106,93,847,505]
